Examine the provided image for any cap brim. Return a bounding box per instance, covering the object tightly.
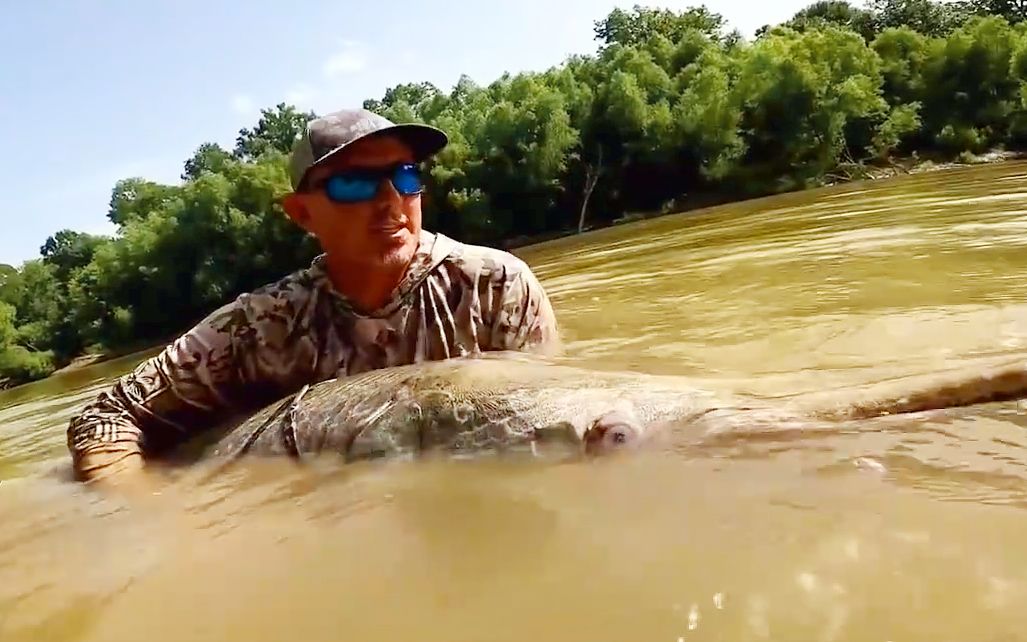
[309,123,449,176]
[376,123,450,161]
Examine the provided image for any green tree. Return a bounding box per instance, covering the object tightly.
[0,300,53,385]
[233,103,316,161]
[182,142,234,180]
[873,26,931,105]
[364,81,447,122]
[869,0,971,35]
[781,1,879,40]
[39,230,106,281]
[0,300,16,347]
[107,178,180,226]
[0,264,19,309]
[594,4,728,47]
[672,44,746,182]
[965,0,1027,23]
[728,25,889,192]
[920,16,1026,151]
[9,260,62,355]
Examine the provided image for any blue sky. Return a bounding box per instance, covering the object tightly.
[0,0,813,267]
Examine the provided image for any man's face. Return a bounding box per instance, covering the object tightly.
[283,135,423,271]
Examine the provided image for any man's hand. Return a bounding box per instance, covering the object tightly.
[75,448,142,478]
[75,450,164,498]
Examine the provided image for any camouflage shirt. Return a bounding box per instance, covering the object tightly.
[66,230,561,479]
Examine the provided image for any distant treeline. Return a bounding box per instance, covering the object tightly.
[3,0,1027,387]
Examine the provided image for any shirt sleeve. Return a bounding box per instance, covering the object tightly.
[487,257,563,356]
[65,295,295,481]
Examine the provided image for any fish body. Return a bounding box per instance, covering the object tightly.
[204,351,1027,467]
[207,353,746,464]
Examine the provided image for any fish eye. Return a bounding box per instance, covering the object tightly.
[605,425,634,446]
[584,414,644,456]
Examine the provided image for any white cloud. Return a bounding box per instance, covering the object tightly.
[322,40,368,76]
[230,93,256,115]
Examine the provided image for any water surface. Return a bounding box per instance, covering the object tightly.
[3,162,1027,641]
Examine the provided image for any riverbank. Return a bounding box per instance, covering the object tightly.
[826,148,1027,183]
[49,335,175,377]
[0,337,171,391]
[500,148,1027,250]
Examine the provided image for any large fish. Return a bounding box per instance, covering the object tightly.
[203,351,1027,466]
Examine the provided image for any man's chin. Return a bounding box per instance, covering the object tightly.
[327,230,417,270]
[369,235,416,269]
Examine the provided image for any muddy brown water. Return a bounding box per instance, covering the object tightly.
[3,162,1027,641]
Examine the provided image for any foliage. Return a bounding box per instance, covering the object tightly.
[4,0,1027,387]
[594,4,730,46]
[966,0,1027,23]
[762,1,878,41]
[232,103,316,162]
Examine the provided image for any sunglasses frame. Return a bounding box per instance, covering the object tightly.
[312,162,425,204]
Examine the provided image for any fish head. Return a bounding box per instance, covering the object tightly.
[581,407,654,456]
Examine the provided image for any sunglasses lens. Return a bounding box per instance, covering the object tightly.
[322,164,423,202]
[325,175,377,202]
[392,164,423,195]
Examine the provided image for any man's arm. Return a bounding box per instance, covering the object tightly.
[66,297,286,482]
[488,256,562,356]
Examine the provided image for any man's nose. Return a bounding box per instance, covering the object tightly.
[374,179,405,213]
[377,177,403,201]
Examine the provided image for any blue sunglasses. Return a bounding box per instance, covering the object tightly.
[317,163,424,203]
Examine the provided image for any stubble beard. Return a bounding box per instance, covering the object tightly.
[371,232,417,273]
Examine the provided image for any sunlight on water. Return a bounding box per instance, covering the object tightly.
[3,163,1027,641]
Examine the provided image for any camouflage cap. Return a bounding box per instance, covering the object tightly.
[289,108,449,190]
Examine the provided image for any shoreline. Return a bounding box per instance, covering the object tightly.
[500,149,1027,250]
[4,149,1025,392]
[47,335,175,377]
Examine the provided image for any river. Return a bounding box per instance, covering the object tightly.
[2,162,1027,641]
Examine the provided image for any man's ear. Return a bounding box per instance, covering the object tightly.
[281,192,314,232]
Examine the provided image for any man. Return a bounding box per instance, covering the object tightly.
[67,108,562,483]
